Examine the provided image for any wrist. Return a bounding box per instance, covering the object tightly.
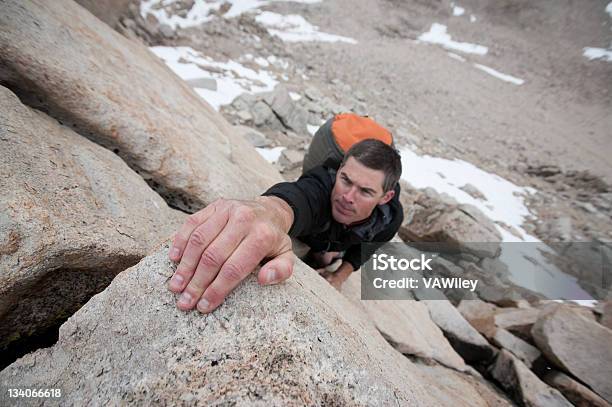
[255,196,294,234]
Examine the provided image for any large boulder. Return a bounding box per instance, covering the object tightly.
[399,188,501,258]
[489,350,572,407]
[420,300,497,364]
[543,371,611,407]
[342,272,468,371]
[0,0,282,213]
[0,246,502,406]
[0,86,184,361]
[531,304,612,404]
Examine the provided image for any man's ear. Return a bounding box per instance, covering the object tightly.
[378,189,395,206]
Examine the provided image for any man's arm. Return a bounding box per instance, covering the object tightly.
[168,196,295,313]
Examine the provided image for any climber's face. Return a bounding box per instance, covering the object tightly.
[331,157,395,226]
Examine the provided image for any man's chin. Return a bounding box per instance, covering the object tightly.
[332,206,353,224]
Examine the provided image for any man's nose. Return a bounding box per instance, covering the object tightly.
[343,187,357,204]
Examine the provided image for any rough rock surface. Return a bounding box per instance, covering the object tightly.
[421,300,497,363]
[494,307,540,342]
[543,371,611,407]
[0,0,282,213]
[1,247,496,406]
[399,188,501,258]
[0,86,184,356]
[489,350,572,407]
[490,328,541,368]
[342,273,467,371]
[531,304,612,404]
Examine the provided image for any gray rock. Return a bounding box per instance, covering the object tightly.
[531,304,612,404]
[233,125,269,148]
[231,92,258,112]
[457,299,499,337]
[251,100,284,130]
[342,273,468,371]
[0,0,282,213]
[263,85,309,134]
[304,86,323,101]
[543,370,611,407]
[490,328,541,368]
[494,307,540,341]
[185,77,217,91]
[236,109,253,122]
[489,350,572,407]
[158,23,174,38]
[0,247,492,406]
[278,149,304,171]
[399,192,501,259]
[0,86,185,355]
[414,364,514,406]
[460,183,486,200]
[421,300,497,363]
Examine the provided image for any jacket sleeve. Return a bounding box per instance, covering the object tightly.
[261,166,332,238]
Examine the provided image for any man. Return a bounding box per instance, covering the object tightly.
[167,139,403,313]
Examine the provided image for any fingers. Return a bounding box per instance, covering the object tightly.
[196,235,271,313]
[168,204,230,293]
[169,202,219,262]
[175,210,253,310]
[257,249,295,286]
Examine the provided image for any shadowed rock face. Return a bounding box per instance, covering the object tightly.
[0,86,185,363]
[0,0,282,213]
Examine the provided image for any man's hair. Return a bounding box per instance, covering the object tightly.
[340,139,402,193]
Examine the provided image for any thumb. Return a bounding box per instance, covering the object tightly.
[258,250,294,285]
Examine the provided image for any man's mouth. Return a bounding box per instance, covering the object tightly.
[335,201,353,215]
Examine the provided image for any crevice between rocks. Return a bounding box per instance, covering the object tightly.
[0,256,141,371]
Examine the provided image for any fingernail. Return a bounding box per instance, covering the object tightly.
[197,298,210,312]
[170,247,180,259]
[178,292,192,306]
[264,269,278,285]
[170,274,183,287]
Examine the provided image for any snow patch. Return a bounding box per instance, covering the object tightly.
[307,124,320,135]
[474,63,525,85]
[418,23,488,55]
[256,146,285,163]
[452,6,465,16]
[150,46,278,110]
[399,147,534,241]
[256,11,357,43]
[583,47,612,62]
[140,0,322,29]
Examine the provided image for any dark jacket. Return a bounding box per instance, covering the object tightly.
[262,165,403,270]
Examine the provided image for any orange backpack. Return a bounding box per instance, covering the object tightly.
[302,113,393,173]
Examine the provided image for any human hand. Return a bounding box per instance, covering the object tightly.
[168,197,295,313]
